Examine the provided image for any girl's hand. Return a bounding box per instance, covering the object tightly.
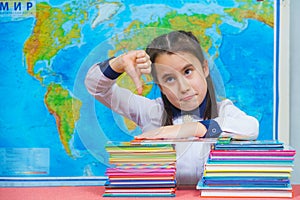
[109,50,151,95]
[134,122,207,139]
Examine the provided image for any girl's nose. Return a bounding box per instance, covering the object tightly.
[178,77,190,93]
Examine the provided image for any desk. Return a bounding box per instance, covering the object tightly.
[0,185,299,200]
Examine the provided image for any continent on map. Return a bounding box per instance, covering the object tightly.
[224,0,274,27]
[22,2,87,156]
[23,2,86,81]
[22,1,121,156]
[45,83,82,157]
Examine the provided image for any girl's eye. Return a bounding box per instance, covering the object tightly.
[185,69,192,76]
[165,76,175,83]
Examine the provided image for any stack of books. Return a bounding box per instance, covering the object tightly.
[197,140,296,198]
[103,141,177,197]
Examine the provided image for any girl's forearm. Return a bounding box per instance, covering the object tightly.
[135,122,207,139]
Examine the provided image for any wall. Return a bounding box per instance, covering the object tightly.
[290,0,300,184]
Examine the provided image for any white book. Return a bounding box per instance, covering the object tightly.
[205,164,293,172]
[200,189,293,198]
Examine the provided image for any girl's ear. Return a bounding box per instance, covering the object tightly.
[203,60,209,78]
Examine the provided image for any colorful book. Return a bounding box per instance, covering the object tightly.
[103,192,176,197]
[204,163,294,172]
[202,179,290,187]
[197,181,292,190]
[203,171,291,178]
[210,148,296,157]
[214,140,284,150]
[104,187,176,193]
[106,180,176,186]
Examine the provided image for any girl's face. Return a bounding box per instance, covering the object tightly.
[155,52,209,111]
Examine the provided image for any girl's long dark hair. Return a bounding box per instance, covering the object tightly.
[146,30,218,126]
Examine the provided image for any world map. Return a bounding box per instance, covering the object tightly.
[0,0,276,177]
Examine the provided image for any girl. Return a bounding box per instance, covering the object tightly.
[85,30,259,185]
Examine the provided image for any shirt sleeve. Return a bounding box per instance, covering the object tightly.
[214,99,259,140]
[84,59,163,131]
[199,120,222,138]
[99,57,122,80]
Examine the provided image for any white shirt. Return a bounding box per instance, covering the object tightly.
[85,63,259,185]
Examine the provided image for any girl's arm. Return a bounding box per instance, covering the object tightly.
[84,50,158,127]
[135,120,222,139]
[135,121,208,139]
[135,99,258,140]
[214,99,259,140]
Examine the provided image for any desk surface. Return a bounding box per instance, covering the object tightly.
[0,185,299,200]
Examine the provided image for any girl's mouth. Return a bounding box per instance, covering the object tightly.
[180,94,195,101]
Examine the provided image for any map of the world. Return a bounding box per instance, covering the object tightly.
[0,0,277,178]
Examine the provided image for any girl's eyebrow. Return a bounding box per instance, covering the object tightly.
[161,73,173,80]
[181,64,193,72]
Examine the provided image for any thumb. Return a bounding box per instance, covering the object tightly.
[126,65,143,95]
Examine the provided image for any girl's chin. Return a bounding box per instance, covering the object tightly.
[178,104,200,112]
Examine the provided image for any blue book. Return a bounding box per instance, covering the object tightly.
[203,178,290,186]
[197,180,292,190]
[103,193,176,197]
[214,140,284,150]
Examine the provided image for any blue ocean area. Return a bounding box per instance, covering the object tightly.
[0,18,107,176]
[219,19,274,139]
[122,0,185,8]
[216,0,235,7]
[219,23,243,35]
